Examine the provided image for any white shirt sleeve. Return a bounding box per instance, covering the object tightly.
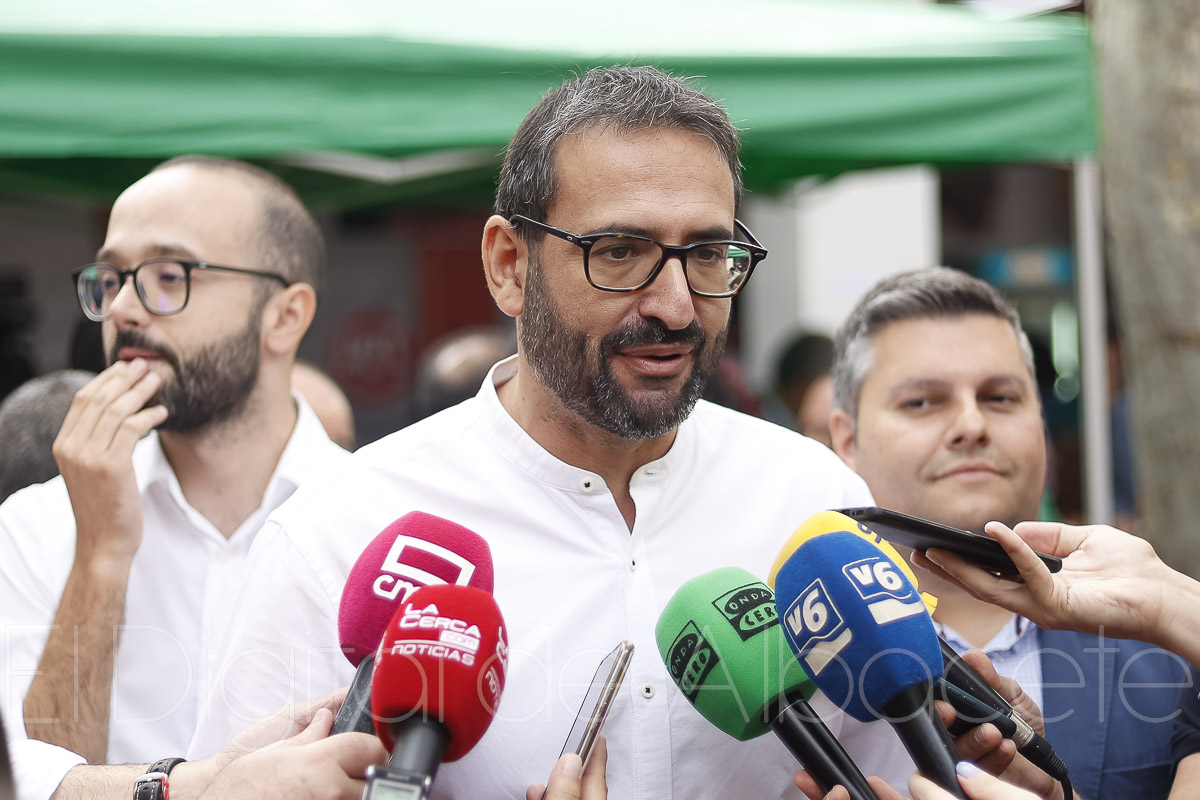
[187,521,347,758]
[10,739,85,800]
[0,482,74,743]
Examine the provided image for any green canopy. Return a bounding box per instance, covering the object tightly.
[0,0,1095,209]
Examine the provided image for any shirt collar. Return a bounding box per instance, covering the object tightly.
[132,391,336,498]
[477,355,693,494]
[936,615,1039,657]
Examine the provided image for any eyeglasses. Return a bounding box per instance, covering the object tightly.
[509,215,768,298]
[72,258,289,322]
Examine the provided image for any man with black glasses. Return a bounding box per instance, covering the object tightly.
[0,157,347,787]
[192,66,914,798]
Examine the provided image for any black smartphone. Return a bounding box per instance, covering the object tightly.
[836,506,1063,576]
[560,641,634,767]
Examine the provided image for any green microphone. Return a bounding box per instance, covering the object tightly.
[656,567,880,800]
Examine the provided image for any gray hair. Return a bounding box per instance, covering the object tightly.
[152,155,325,290]
[495,65,743,234]
[0,370,95,503]
[833,267,1036,420]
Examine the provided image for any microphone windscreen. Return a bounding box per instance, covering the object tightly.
[768,510,919,590]
[774,531,941,723]
[371,584,507,762]
[655,567,815,741]
[339,511,494,665]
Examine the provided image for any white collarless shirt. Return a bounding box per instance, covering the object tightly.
[0,395,347,787]
[191,357,916,799]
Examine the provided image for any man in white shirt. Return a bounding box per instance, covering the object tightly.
[825,267,1183,800]
[0,156,349,791]
[190,66,915,798]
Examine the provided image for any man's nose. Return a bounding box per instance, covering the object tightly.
[638,254,697,330]
[107,277,148,328]
[949,397,988,446]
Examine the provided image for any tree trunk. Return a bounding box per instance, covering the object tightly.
[1094,1,1200,576]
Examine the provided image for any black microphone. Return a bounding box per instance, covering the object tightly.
[937,641,1070,789]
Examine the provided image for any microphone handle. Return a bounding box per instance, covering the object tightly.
[772,695,880,800]
[936,679,1070,783]
[881,684,967,799]
[386,717,452,779]
[938,639,1012,716]
[332,653,378,735]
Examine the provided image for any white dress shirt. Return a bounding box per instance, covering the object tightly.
[190,357,917,799]
[0,395,346,795]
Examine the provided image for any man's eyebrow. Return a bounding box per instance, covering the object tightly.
[884,378,949,402]
[979,374,1030,392]
[585,223,734,241]
[94,242,201,264]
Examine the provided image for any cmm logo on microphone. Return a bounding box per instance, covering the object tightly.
[712,581,778,641]
[372,535,479,601]
[666,621,721,701]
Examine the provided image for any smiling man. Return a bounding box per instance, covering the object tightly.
[189,66,915,798]
[829,267,1184,800]
[0,157,347,786]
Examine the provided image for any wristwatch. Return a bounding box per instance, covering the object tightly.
[133,758,186,800]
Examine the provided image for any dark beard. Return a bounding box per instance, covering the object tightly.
[519,255,727,440]
[107,318,261,433]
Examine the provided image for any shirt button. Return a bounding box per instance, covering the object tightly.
[581,477,594,492]
[640,683,655,700]
[216,549,232,563]
[629,558,638,571]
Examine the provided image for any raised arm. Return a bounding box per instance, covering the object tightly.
[914,520,1200,666]
[24,360,166,762]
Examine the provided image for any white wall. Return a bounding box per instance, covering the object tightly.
[740,166,940,391]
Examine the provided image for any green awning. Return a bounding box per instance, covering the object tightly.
[0,0,1095,209]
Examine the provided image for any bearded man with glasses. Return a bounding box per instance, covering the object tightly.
[0,156,349,795]
[191,66,915,799]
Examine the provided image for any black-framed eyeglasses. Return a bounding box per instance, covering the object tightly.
[509,215,768,298]
[71,258,290,322]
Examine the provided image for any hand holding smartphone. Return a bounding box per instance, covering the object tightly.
[560,641,633,766]
[837,506,1063,576]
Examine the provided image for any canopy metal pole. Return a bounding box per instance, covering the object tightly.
[1073,156,1113,524]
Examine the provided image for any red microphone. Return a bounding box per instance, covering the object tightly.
[364,584,508,800]
[333,512,494,735]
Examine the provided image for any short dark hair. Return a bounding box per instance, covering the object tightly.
[495,65,743,236]
[833,267,1034,420]
[152,156,325,289]
[775,332,834,392]
[0,370,94,502]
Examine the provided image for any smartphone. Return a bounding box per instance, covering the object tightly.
[836,506,1063,576]
[560,641,634,767]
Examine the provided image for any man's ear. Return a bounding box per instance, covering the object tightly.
[829,408,858,468]
[482,215,526,319]
[261,282,316,357]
